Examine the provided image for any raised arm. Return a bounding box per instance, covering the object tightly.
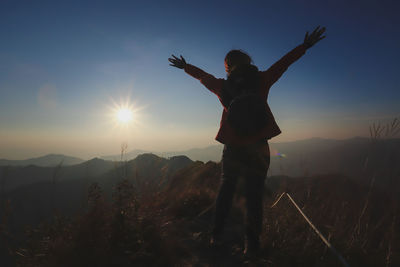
[168,54,223,96]
[261,44,307,88]
[261,26,326,90]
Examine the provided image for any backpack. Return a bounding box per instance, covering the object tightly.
[221,64,269,137]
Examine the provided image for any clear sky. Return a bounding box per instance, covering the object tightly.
[1,0,399,159]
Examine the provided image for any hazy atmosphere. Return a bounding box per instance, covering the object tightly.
[1,0,399,159]
[2,1,400,266]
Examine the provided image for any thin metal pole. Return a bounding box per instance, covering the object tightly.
[285,192,350,267]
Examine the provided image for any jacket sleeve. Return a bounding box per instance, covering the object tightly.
[261,44,307,93]
[184,64,224,96]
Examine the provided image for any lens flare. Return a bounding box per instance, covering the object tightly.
[277,152,287,158]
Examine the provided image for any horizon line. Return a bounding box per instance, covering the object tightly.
[2,135,396,161]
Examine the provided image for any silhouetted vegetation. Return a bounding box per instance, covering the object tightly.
[1,120,399,266]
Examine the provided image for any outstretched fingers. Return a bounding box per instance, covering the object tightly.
[318,27,326,37]
[168,54,186,69]
[180,55,186,65]
[169,55,180,64]
[304,26,326,49]
[304,31,309,41]
[311,26,326,39]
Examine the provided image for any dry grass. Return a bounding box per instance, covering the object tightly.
[4,118,400,266]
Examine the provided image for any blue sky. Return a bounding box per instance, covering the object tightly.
[0,0,399,159]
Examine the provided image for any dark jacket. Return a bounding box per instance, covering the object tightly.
[184,44,307,146]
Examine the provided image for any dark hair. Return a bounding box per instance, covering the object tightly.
[224,50,253,69]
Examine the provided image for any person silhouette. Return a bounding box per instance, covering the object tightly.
[169,26,326,258]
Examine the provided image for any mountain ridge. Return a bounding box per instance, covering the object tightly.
[0,153,85,167]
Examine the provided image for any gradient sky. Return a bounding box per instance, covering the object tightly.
[1,0,399,159]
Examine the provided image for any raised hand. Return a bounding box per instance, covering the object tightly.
[303,26,326,49]
[168,54,187,69]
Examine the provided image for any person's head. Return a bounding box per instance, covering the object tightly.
[224,49,252,75]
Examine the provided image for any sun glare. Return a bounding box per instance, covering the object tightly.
[117,108,133,123]
[108,97,144,129]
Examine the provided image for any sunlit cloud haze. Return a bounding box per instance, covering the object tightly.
[0,0,399,159]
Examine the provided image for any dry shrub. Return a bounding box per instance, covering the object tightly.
[15,179,188,266]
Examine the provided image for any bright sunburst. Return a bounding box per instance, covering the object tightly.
[107,96,144,129]
[116,107,133,123]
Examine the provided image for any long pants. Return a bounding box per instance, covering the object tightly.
[213,140,270,247]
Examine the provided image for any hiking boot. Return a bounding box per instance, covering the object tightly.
[243,237,260,259]
[209,233,223,248]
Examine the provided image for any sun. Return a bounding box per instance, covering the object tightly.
[116,107,133,123]
[107,97,144,129]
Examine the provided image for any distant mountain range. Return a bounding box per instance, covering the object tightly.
[101,145,223,162]
[0,157,115,192]
[1,137,399,180]
[1,153,195,233]
[101,137,400,178]
[0,154,85,167]
[101,149,151,161]
[269,137,400,178]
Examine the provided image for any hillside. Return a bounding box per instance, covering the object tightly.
[0,157,116,192]
[0,154,193,242]
[1,147,398,266]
